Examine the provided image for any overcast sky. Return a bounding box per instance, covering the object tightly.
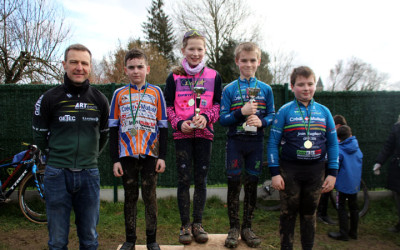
[59,0,400,90]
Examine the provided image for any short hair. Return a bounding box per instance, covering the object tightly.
[124,48,148,65]
[234,42,261,61]
[337,125,352,141]
[182,29,206,49]
[290,66,316,86]
[64,44,92,61]
[333,115,347,126]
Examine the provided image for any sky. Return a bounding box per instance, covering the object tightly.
[59,0,400,90]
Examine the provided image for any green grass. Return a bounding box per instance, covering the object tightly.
[1,195,400,249]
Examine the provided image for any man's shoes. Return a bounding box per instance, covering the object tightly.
[328,231,349,241]
[120,241,135,250]
[348,233,358,239]
[179,224,192,245]
[192,223,208,243]
[224,228,240,248]
[146,242,160,250]
[241,228,261,248]
[318,215,337,225]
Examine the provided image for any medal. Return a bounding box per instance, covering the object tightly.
[188,98,195,106]
[242,122,247,129]
[304,140,312,149]
[130,128,137,136]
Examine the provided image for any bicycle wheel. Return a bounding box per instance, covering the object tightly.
[18,169,47,224]
[256,179,281,211]
[330,179,369,218]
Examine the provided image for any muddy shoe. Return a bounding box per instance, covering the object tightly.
[179,224,192,245]
[192,223,208,243]
[224,227,239,248]
[119,241,135,250]
[241,228,261,248]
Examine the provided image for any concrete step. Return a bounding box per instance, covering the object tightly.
[117,234,256,249]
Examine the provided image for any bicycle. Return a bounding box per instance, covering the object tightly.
[0,143,46,224]
[257,164,370,217]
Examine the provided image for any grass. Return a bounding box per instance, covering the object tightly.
[1,194,400,249]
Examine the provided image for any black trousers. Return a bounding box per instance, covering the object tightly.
[337,191,358,237]
[120,156,158,244]
[279,160,325,250]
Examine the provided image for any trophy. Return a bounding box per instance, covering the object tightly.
[243,87,260,132]
[190,86,206,128]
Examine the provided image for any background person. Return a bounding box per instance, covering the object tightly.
[373,115,400,233]
[267,66,338,250]
[328,125,363,241]
[109,49,168,250]
[32,44,109,249]
[163,29,222,245]
[219,42,275,248]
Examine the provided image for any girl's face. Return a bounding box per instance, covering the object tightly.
[181,38,206,67]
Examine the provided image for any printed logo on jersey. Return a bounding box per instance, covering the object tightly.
[75,102,98,111]
[34,95,44,116]
[59,115,76,122]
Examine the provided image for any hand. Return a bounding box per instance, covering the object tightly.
[373,163,381,175]
[245,115,262,128]
[155,159,166,173]
[321,175,336,193]
[271,175,285,191]
[181,120,194,134]
[192,115,207,129]
[241,102,258,116]
[113,162,123,177]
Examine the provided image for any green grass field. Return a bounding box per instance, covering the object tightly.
[1,194,400,249]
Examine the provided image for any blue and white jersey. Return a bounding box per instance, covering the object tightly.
[267,99,338,171]
[219,77,275,139]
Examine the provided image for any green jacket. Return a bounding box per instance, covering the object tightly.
[32,75,109,169]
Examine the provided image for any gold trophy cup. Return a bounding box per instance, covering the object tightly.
[243,87,260,132]
[190,86,206,128]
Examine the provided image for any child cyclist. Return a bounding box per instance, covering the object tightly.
[109,48,168,250]
[164,29,222,245]
[267,66,338,250]
[219,42,275,248]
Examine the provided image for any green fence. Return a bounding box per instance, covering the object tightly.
[1,84,399,189]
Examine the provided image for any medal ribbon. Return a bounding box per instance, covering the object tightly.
[128,83,148,132]
[295,99,313,139]
[187,68,205,92]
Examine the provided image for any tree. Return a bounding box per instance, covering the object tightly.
[98,39,169,84]
[142,0,176,64]
[269,49,296,85]
[172,0,258,71]
[328,57,388,91]
[0,0,70,84]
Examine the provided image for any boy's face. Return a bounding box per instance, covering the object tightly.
[235,50,261,79]
[291,75,316,103]
[124,57,150,86]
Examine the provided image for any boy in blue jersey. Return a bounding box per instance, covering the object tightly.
[328,125,362,241]
[267,66,338,250]
[219,42,275,248]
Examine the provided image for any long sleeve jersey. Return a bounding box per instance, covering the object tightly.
[219,77,275,140]
[164,67,222,141]
[267,99,339,176]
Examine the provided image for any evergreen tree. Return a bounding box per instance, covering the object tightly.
[142,0,176,64]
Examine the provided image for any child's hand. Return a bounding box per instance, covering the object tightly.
[181,120,194,134]
[321,175,336,193]
[246,115,262,128]
[113,162,123,177]
[156,159,166,173]
[192,115,207,129]
[271,175,285,191]
[241,102,258,116]
[373,163,381,175]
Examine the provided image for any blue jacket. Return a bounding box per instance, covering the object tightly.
[336,136,363,194]
[267,99,339,176]
[219,77,275,140]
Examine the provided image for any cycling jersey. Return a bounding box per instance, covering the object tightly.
[164,68,222,141]
[219,77,275,139]
[32,75,109,169]
[109,83,168,159]
[267,99,338,176]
